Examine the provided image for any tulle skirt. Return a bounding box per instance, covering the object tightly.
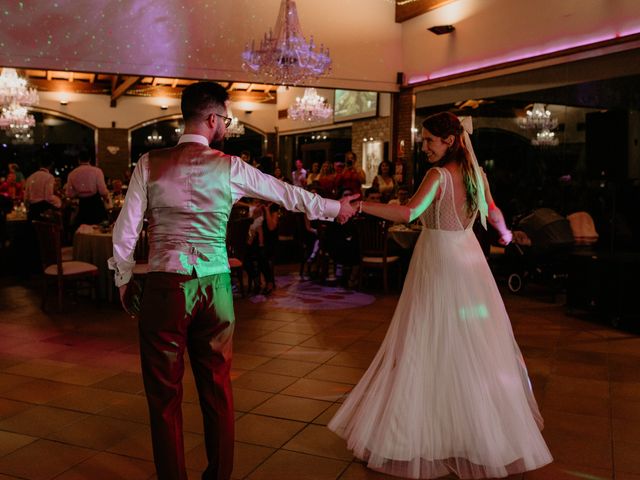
[328,228,552,479]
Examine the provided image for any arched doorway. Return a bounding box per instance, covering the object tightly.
[0,110,96,181]
[130,117,266,169]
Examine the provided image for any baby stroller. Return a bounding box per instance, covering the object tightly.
[505,208,575,294]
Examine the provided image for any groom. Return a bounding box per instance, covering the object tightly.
[109,81,357,480]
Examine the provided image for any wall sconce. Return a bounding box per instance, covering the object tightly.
[59,94,69,106]
[428,25,455,35]
[160,105,168,110]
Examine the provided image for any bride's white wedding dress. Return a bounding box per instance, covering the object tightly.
[328,168,552,479]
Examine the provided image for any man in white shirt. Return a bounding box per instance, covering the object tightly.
[66,149,109,226]
[109,82,357,480]
[23,158,61,221]
[291,159,307,187]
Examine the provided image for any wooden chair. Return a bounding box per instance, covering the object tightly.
[354,216,400,293]
[226,217,252,297]
[32,220,99,311]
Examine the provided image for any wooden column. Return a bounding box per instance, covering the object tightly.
[392,87,416,188]
[97,128,129,181]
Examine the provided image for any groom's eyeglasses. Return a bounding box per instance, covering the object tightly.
[214,113,233,128]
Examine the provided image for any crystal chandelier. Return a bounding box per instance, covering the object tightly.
[145,128,163,146]
[242,0,331,85]
[225,111,245,138]
[531,128,559,147]
[518,103,558,131]
[0,103,36,129]
[0,68,39,106]
[288,88,333,122]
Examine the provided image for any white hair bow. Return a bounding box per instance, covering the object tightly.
[458,116,487,229]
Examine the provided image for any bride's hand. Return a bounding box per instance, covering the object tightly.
[498,230,513,246]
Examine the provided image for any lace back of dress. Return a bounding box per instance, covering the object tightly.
[421,168,467,231]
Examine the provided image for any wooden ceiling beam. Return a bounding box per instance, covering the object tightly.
[111,76,140,101]
[229,90,276,104]
[395,0,455,23]
[27,78,111,94]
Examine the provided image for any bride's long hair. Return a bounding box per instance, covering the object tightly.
[422,112,479,216]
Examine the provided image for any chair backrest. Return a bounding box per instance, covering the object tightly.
[226,217,252,260]
[32,220,63,274]
[354,215,390,258]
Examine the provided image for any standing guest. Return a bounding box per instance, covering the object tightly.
[9,163,25,183]
[329,112,551,479]
[332,160,345,197]
[23,157,61,221]
[340,155,363,196]
[371,160,397,202]
[273,165,291,183]
[292,159,307,187]
[66,148,109,226]
[345,151,366,184]
[109,81,357,480]
[306,161,321,186]
[317,161,335,197]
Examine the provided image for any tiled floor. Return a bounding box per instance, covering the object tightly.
[0,268,639,480]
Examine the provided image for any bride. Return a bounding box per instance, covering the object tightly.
[328,112,552,479]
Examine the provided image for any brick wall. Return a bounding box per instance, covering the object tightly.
[351,116,392,165]
[97,128,129,181]
[392,88,416,187]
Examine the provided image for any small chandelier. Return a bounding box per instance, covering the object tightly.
[145,128,163,146]
[288,88,333,122]
[518,103,558,131]
[0,68,39,106]
[242,0,331,85]
[225,111,245,138]
[10,128,34,145]
[531,128,559,147]
[0,103,36,130]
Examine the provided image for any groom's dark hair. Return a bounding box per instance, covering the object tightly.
[181,82,229,123]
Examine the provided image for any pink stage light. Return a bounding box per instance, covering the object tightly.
[408,28,640,85]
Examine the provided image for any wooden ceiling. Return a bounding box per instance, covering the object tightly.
[20,69,278,106]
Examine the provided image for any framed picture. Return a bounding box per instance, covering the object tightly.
[362,140,383,187]
[333,90,378,122]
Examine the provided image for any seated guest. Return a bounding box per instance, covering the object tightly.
[364,188,383,204]
[388,185,410,206]
[371,160,397,202]
[0,172,23,204]
[66,148,109,227]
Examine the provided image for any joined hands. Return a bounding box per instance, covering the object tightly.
[336,194,360,224]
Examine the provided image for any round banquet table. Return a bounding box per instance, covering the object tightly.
[388,224,422,250]
[73,228,114,301]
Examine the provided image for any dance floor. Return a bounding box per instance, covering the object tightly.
[0,266,638,480]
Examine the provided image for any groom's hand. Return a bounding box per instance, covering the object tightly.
[336,194,360,224]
